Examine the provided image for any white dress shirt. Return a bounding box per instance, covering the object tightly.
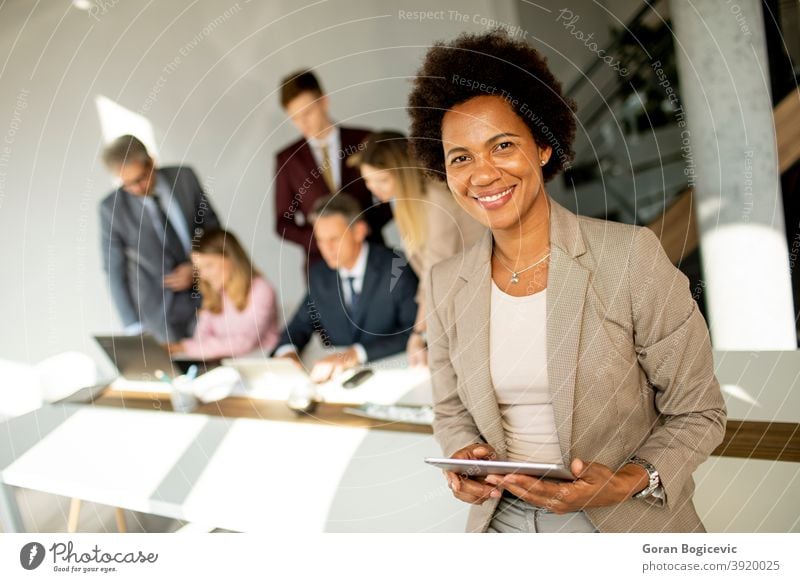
[307,126,342,191]
[337,242,368,308]
[275,243,370,364]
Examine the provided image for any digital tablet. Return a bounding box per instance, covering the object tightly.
[425,458,575,481]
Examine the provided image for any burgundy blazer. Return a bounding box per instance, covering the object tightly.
[274,126,392,266]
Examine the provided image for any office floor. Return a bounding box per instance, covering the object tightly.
[0,487,187,533]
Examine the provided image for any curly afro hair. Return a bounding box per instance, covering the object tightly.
[408,29,576,183]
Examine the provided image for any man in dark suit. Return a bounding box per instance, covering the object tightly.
[275,193,417,382]
[274,69,392,268]
[99,135,220,343]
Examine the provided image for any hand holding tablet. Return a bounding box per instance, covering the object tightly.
[431,443,575,506]
[425,457,575,481]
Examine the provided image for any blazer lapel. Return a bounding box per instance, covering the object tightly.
[297,141,330,201]
[323,270,353,344]
[454,230,507,458]
[453,198,589,466]
[546,198,589,467]
[160,167,194,236]
[353,246,380,330]
[125,191,164,260]
[154,168,191,265]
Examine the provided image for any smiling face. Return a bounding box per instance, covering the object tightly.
[441,95,551,231]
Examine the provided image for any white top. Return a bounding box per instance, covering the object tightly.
[337,242,369,307]
[489,281,562,464]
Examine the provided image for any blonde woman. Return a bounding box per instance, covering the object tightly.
[353,131,484,366]
[168,229,279,359]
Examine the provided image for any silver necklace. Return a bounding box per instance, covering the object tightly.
[495,251,551,284]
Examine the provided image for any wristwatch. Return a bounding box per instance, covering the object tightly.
[627,456,660,499]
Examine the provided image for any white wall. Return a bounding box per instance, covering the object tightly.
[0,0,517,369]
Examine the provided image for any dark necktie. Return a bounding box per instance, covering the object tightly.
[346,276,360,315]
[151,194,186,264]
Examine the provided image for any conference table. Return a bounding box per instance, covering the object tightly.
[0,356,469,533]
[3,350,798,533]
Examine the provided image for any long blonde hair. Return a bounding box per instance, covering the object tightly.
[356,131,428,255]
[194,229,260,313]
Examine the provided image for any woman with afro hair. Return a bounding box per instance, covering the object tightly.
[409,30,725,533]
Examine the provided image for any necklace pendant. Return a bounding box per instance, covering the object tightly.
[510,273,520,284]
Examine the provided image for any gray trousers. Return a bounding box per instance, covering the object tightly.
[487,492,598,533]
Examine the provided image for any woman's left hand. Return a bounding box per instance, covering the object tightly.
[484,458,649,514]
[406,333,428,367]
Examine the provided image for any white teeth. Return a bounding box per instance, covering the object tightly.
[475,187,512,202]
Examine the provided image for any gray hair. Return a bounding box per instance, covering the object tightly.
[310,192,365,225]
[101,134,152,167]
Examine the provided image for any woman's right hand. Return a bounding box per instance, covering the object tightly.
[445,443,502,505]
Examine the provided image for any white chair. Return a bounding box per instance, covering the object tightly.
[0,359,43,422]
[34,351,98,403]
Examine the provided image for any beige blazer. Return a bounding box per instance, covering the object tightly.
[425,197,726,533]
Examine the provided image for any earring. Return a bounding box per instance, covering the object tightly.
[540,159,546,166]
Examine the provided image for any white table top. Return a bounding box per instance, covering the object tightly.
[713,350,800,423]
[109,354,434,407]
[0,404,466,532]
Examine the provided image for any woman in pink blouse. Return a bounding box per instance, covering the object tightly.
[169,229,279,359]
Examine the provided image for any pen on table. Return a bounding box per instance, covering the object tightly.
[154,369,172,384]
[185,364,199,381]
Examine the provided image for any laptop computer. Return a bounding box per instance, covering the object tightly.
[221,357,310,398]
[94,334,220,381]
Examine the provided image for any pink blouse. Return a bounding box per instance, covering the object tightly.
[182,276,279,359]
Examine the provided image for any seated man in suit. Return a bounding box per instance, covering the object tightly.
[275,193,418,382]
[274,69,392,269]
[99,135,220,343]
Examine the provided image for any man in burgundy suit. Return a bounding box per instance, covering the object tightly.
[274,69,392,268]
